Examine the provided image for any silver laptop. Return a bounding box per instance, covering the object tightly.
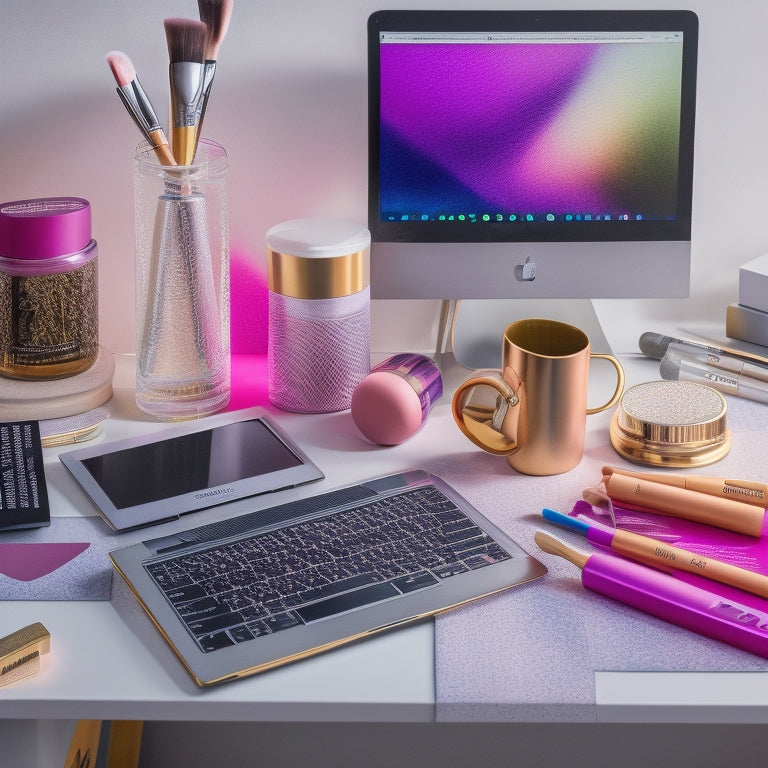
[109,469,546,686]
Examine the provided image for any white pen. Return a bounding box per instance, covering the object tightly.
[640,331,768,370]
[660,345,768,403]
[664,342,768,384]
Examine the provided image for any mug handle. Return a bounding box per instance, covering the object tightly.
[586,353,625,415]
[451,369,522,456]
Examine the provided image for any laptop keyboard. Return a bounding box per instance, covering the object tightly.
[144,484,512,653]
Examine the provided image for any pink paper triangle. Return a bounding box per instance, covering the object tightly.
[0,543,90,581]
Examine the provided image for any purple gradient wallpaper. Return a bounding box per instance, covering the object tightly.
[379,40,684,221]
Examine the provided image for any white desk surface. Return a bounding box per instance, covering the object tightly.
[3,334,768,724]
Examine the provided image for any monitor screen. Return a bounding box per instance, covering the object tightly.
[367,10,698,309]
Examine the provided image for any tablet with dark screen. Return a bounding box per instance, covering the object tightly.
[60,408,324,531]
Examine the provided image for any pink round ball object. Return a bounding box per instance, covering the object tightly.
[351,353,443,445]
[352,372,424,445]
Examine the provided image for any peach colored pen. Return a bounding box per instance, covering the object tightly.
[604,465,768,508]
[602,471,766,538]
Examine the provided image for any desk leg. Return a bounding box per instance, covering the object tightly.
[63,720,102,768]
[106,721,144,768]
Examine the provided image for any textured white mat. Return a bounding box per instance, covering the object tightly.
[433,394,768,721]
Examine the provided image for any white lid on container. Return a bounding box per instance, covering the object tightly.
[266,218,370,259]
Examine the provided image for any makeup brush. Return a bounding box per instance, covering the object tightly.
[164,18,207,165]
[106,51,176,166]
[603,465,768,508]
[194,0,234,152]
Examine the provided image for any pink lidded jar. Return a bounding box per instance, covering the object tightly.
[0,197,98,380]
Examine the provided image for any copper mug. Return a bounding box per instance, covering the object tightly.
[452,318,625,475]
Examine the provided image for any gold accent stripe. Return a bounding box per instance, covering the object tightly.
[268,249,369,299]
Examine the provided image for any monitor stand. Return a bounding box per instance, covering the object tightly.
[434,298,613,391]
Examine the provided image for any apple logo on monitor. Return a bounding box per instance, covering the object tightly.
[514,257,535,283]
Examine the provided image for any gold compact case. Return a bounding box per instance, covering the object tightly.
[609,380,731,468]
[0,622,50,688]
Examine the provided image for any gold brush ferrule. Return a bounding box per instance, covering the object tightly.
[0,622,50,688]
[171,124,198,166]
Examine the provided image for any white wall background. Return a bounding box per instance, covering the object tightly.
[1,0,767,356]
[0,5,766,765]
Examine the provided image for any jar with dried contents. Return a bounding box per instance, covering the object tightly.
[0,197,98,380]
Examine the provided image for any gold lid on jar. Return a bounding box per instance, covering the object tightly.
[609,380,731,467]
[266,218,370,300]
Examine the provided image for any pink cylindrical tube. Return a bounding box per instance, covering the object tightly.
[351,353,443,445]
[582,551,768,659]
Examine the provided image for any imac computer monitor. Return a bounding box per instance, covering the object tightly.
[367,10,698,364]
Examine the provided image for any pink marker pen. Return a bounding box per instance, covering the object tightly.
[535,530,768,660]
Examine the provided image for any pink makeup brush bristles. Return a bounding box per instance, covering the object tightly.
[106,50,176,166]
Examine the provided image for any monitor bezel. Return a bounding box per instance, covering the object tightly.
[367,9,699,246]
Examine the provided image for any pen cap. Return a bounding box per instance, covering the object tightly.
[609,380,730,467]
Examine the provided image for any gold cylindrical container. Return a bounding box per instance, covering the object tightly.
[268,248,368,300]
[609,380,731,467]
